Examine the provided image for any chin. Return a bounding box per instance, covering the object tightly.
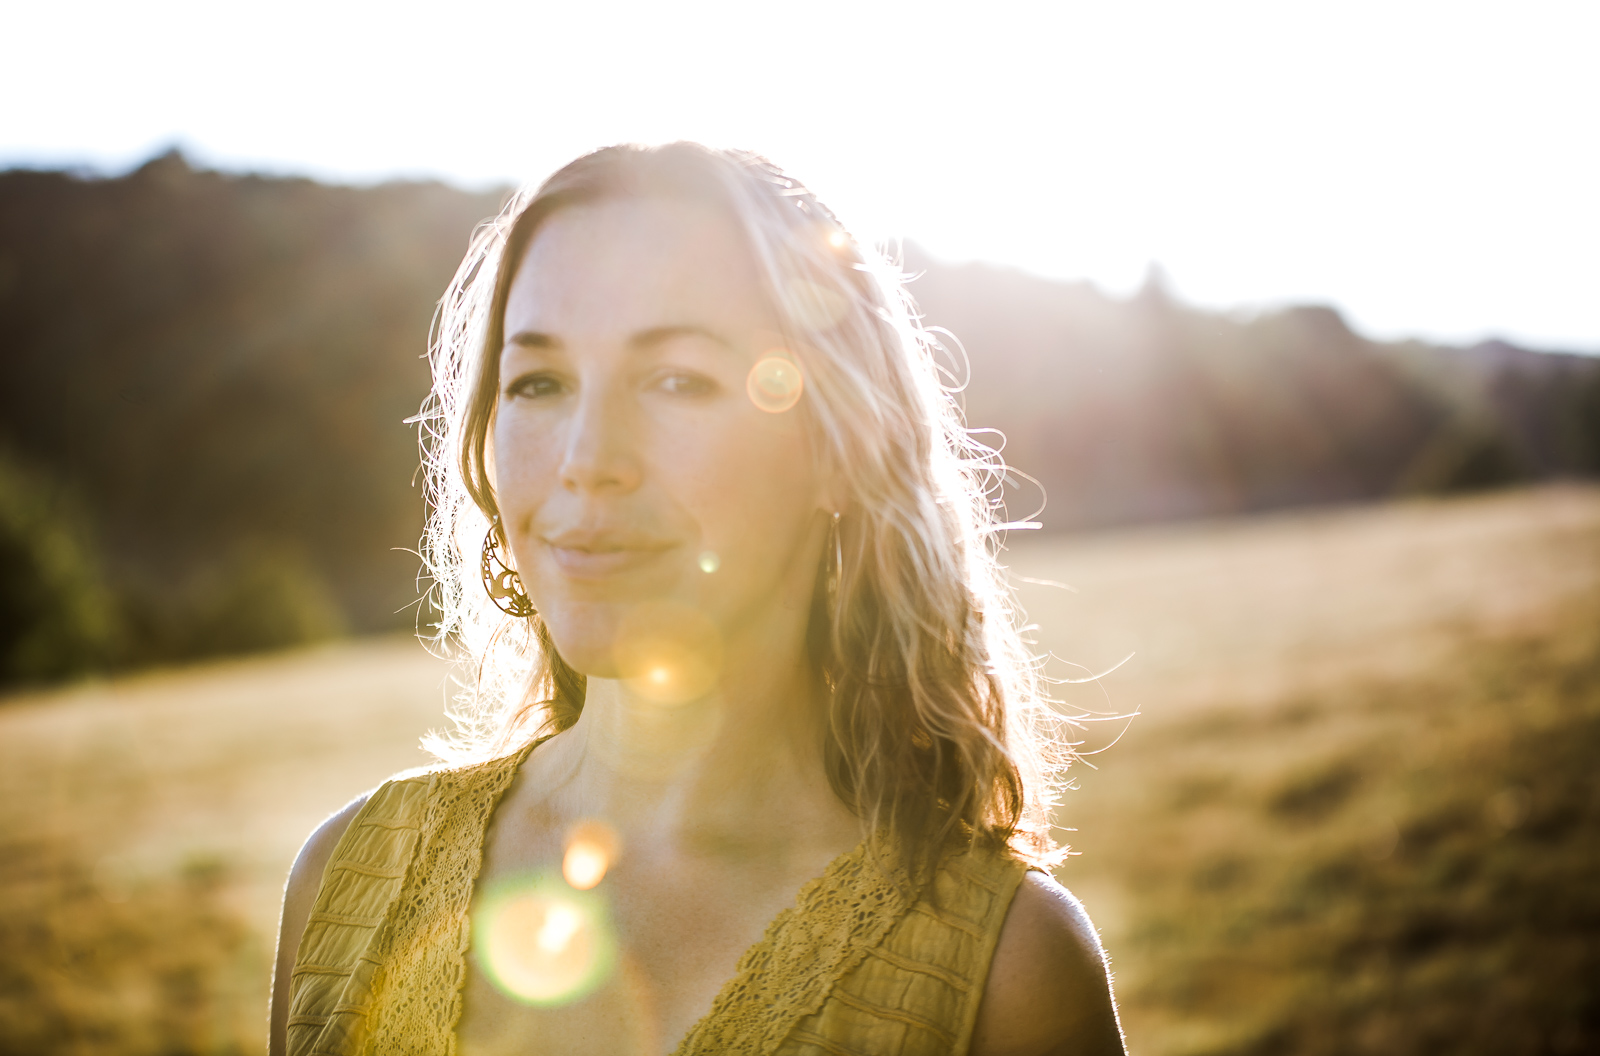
[538,604,625,679]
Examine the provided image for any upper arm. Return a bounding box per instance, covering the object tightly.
[268,794,371,1056]
[969,872,1127,1056]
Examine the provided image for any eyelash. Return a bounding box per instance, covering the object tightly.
[504,370,720,400]
[506,372,565,399]
[656,371,717,397]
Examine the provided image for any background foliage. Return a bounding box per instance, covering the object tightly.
[1,152,1596,1054]
[1,151,1597,683]
[0,153,498,674]
[3,487,1595,1055]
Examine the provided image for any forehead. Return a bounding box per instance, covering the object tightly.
[505,196,777,338]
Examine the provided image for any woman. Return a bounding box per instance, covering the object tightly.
[271,143,1125,1056]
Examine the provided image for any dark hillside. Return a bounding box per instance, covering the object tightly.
[0,153,503,668]
[1,154,1595,677]
[910,254,1600,528]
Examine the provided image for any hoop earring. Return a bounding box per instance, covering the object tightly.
[826,510,842,610]
[481,524,536,618]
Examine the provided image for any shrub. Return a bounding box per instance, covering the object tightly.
[0,451,119,684]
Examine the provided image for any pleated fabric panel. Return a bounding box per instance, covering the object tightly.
[284,741,1030,1056]
[778,848,1028,1056]
[285,775,431,1056]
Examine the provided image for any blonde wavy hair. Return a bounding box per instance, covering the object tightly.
[416,143,1072,873]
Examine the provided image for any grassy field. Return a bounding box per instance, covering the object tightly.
[2,485,1596,1055]
[1014,486,1600,1055]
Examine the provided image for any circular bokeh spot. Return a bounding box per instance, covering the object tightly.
[612,600,724,704]
[563,819,621,891]
[785,278,849,331]
[474,874,616,1006]
[747,355,804,414]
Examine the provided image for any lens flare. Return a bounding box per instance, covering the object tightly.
[698,551,720,573]
[563,819,620,891]
[536,902,582,951]
[827,229,848,248]
[475,874,616,1006]
[747,355,804,414]
[785,278,849,331]
[612,601,724,704]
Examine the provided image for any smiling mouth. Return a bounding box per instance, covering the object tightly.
[541,532,677,579]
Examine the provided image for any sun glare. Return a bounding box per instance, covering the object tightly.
[612,600,724,704]
[562,819,621,891]
[746,355,804,414]
[475,875,616,1006]
[785,279,848,332]
[535,902,582,952]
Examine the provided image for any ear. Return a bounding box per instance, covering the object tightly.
[482,433,499,494]
[807,439,845,519]
[815,477,847,521]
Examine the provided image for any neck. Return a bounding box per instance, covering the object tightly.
[529,509,857,858]
[548,612,850,856]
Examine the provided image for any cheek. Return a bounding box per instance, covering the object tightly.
[684,413,819,552]
[491,413,559,518]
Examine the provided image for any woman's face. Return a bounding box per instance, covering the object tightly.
[494,195,827,687]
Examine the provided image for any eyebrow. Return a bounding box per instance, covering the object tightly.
[505,330,559,351]
[503,325,737,354]
[630,325,736,353]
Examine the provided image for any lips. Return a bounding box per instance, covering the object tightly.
[539,528,678,580]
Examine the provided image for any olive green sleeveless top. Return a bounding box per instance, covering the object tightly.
[285,743,1028,1056]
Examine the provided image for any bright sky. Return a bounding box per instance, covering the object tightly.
[6,0,1597,350]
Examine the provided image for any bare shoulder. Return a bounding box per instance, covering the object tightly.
[268,792,372,1056]
[969,871,1127,1056]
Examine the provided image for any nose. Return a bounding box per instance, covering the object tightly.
[558,386,643,495]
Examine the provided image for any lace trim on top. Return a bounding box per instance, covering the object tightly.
[671,841,918,1056]
[362,740,541,1056]
[319,736,955,1056]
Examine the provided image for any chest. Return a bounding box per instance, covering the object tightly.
[456,841,844,1056]
[283,763,1021,1056]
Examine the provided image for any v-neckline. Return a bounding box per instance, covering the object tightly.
[458,738,915,1056]
[664,836,889,1056]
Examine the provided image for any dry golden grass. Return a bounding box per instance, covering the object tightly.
[2,484,1596,1054]
[1015,485,1600,1055]
[0,640,450,1054]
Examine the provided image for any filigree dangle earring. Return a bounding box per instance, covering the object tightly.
[481,522,536,618]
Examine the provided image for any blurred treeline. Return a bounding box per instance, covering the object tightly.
[916,257,1600,525]
[0,152,501,683]
[2,150,1598,686]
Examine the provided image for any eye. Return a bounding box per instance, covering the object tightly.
[506,372,565,400]
[654,370,718,398]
